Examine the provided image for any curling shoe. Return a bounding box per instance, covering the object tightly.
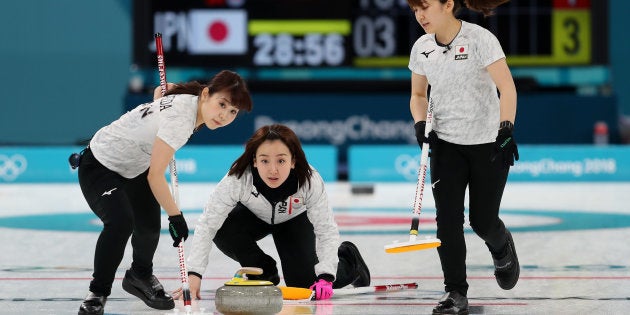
[122,269,175,310]
[78,291,106,315]
[339,241,371,287]
[432,291,469,315]
[493,230,520,290]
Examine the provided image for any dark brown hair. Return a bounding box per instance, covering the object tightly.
[228,124,313,188]
[164,70,253,112]
[407,0,509,17]
[464,0,509,16]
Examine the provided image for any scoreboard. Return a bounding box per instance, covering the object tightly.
[132,0,605,78]
[462,0,596,66]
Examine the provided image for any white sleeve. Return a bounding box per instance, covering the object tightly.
[475,28,505,68]
[408,37,426,75]
[156,95,195,151]
[305,171,340,278]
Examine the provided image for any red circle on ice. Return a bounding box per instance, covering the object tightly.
[208,21,228,42]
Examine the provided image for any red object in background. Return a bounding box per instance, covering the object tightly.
[205,0,225,6]
[553,0,590,9]
[593,121,609,145]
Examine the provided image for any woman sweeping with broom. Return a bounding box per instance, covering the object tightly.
[406,0,520,313]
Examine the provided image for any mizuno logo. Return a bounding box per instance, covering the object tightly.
[431,179,441,189]
[101,187,117,196]
[421,50,435,58]
[496,261,512,269]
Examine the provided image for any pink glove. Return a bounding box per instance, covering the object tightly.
[309,279,334,300]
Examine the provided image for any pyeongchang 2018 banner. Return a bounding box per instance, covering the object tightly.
[348,145,630,182]
[0,145,337,183]
[508,145,626,181]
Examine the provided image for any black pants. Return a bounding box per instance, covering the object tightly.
[78,148,161,296]
[430,140,510,296]
[213,203,354,289]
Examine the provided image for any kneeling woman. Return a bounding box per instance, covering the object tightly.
[177,124,369,300]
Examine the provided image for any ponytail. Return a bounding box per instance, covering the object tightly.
[463,0,509,16]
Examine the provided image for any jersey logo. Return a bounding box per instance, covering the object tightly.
[101,187,118,196]
[431,179,441,189]
[421,49,435,58]
[139,104,153,118]
[276,200,288,214]
[454,45,468,60]
[159,95,175,111]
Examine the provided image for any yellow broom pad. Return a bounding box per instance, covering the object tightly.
[384,238,441,253]
[278,286,313,300]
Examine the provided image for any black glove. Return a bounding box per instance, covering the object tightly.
[168,213,189,247]
[414,121,438,147]
[492,121,519,168]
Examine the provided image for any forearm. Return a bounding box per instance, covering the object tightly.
[499,89,517,124]
[147,172,180,216]
[410,94,429,122]
[488,59,517,124]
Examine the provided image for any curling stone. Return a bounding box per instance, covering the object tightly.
[215,267,283,315]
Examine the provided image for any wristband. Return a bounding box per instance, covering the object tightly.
[188,271,202,279]
[499,120,514,131]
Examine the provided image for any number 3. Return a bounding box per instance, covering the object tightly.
[562,17,580,55]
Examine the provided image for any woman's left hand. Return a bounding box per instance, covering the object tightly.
[492,126,519,168]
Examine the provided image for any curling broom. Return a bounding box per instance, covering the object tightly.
[279,282,419,300]
[384,99,441,253]
[155,32,193,313]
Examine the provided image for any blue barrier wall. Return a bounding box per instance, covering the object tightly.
[349,145,630,182]
[2,145,627,183]
[0,145,337,183]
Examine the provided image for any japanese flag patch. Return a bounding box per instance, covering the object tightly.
[454,45,468,60]
[288,197,304,215]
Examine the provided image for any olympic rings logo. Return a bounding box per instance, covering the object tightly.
[0,154,28,181]
[394,154,421,181]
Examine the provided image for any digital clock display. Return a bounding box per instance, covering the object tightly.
[249,20,349,67]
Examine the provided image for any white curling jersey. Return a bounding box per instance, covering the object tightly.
[187,166,340,278]
[409,20,505,145]
[90,94,198,178]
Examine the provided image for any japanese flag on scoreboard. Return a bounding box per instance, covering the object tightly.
[188,9,247,54]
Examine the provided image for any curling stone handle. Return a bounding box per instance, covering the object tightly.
[236,267,263,278]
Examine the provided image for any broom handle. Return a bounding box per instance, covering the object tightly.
[155,32,191,311]
[280,282,419,300]
[408,99,434,240]
[335,282,419,296]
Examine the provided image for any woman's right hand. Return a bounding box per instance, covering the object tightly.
[172,273,202,300]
